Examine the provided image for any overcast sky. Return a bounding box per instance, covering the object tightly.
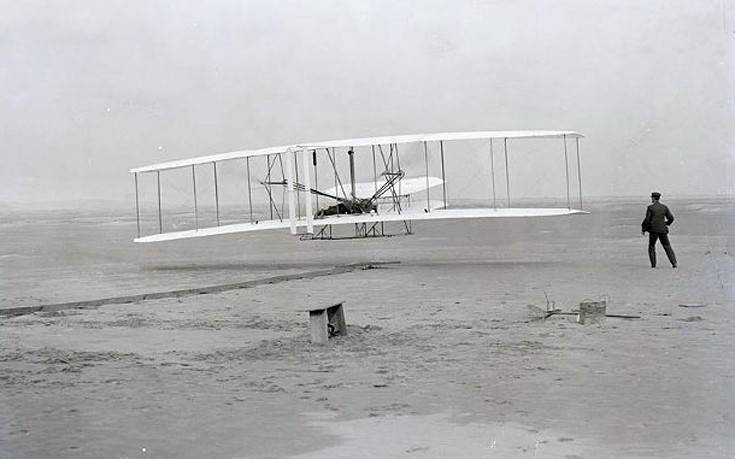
[1,0,733,206]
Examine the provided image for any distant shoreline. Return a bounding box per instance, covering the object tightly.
[1,195,732,215]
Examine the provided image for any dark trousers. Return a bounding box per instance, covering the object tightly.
[648,232,677,267]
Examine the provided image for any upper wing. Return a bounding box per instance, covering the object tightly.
[298,130,583,150]
[130,130,583,174]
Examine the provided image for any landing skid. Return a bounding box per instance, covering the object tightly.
[300,221,413,240]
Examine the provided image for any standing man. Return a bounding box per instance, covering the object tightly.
[641,192,677,268]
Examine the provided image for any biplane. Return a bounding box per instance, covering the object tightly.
[129,131,587,242]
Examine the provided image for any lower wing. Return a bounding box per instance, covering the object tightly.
[134,207,587,242]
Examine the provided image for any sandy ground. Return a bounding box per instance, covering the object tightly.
[1,198,733,458]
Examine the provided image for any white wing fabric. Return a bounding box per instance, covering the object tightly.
[323,176,443,199]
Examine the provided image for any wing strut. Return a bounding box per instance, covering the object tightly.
[285,148,297,235]
[371,145,378,198]
[134,172,141,237]
[440,140,448,209]
[192,165,198,230]
[156,170,163,233]
[395,143,402,197]
[294,151,301,219]
[423,141,430,212]
[504,138,510,208]
[312,150,319,211]
[490,139,497,209]
[266,154,273,220]
[563,134,571,210]
[301,147,314,234]
[213,162,220,226]
[277,153,286,219]
[576,137,583,210]
[246,157,253,223]
[348,148,356,199]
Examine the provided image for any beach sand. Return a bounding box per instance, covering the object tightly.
[1,198,733,458]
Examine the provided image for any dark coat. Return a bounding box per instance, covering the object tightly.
[642,201,674,234]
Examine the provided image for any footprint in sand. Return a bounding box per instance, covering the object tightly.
[680,316,703,322]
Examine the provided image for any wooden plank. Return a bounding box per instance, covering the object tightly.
[0,267,383,318]
[327,303,347,337]
[578,300,607,325]
[309,309,329,344]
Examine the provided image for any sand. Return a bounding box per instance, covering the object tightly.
[1,198,733,458]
